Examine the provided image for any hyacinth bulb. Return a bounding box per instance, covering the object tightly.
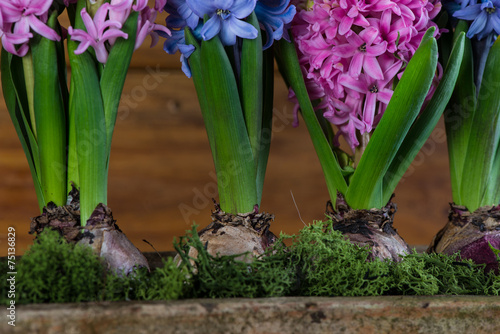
[427,204,500,273]
[327,195,411,262]
[30,187,149,276]
[182,203,277,263]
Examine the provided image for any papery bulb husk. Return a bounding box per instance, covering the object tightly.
[326,194,411,262]
[427,203,500,273]
[181,203,277,263]
[30,187,149,276]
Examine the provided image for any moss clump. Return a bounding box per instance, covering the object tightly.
[281,221,392,296]
[1,229,185,305]
[175,225,296,298]
[173,221,500,298]
[103,257,186,301]
[282,220,494,296]
[388,252,488,295]
[14,229,105,304]
[3,221,500,305]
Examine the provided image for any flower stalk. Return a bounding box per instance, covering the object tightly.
[21,51,36,139]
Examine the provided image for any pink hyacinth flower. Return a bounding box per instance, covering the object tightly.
[0,8,33,56]
[333,27,387,80]
[68,4,128,64]
[135,7,171,50]
[109,0,134,25]
[291,0,442,151]
[1,0,60,56]
[338,59,402,132]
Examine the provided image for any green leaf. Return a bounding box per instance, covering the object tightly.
[68,0,107,225]
[484,142,500,205]
[184,29,215,154]
[382,33,465,204]
[200,35,257,214]
[32,11,67,206]
[1,50,45,210]
[460,36,500,211]
[256,47,274,205]
[275,37,347,206]
[240,12,263,164]
[100,11,138,156]
[346,37,438,209]
[444,21,476,205]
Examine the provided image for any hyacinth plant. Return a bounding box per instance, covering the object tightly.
[161,0,296,260]
[0,0,168,274]
[274,0,466,261]
[427,1,500,272]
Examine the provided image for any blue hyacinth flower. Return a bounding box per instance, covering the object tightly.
[165,0,201,30]
[255,0,296,49]
[453,0,500,40]
[186,0,259,45]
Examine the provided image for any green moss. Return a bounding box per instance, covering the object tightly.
[1,229,185,305]
[388,253,488,295]
[281,221,392,296]
[103,257,186,301]
[174,225,296,298]
[3,221,500,305]
[15,229,105,304]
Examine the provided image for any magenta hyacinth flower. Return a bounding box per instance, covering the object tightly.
[333,27,388,80]
[68,4,128,64]
[1,0,60,56]
[291,0,442,151]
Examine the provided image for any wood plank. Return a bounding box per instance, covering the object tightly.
[0,69,451,255]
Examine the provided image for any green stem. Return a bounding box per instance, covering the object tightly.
[22,51,36,139]
[354,132,370,168]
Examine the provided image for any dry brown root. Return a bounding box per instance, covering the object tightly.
[30,188,149,276]
[182,202,277,263]
[427,203,500,273]
[326,194,411,262]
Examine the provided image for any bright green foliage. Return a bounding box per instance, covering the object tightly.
[185,13,275,215]
[4,224,500,305]
[0,230,185,305]
[444,20,500,211]
[14,229,105,304]
[276,28,464,210]
[388,253,487,295]
[282,222,392,296]
[174,225,296,298]
[103,258,186,301]
[0,3,140,225]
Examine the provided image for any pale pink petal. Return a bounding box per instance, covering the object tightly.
[80,8,98,38]
[29,15,61,41]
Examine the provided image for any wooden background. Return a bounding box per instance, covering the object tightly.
[0,14,452,256]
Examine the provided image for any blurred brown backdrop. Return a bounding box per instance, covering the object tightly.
[0,15,452,256]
